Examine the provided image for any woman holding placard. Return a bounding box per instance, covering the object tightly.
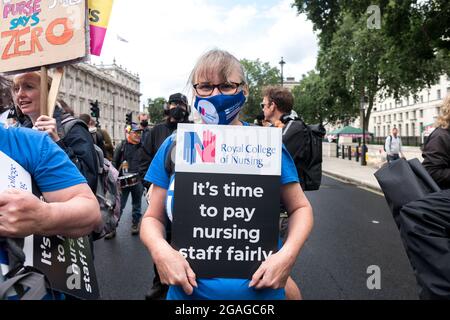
[12,72,98,193]
[140,49,313,300]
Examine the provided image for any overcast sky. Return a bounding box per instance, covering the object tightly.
[91,0,319,108]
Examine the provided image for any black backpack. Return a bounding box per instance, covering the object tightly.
[59,116,122,240]
[281,116,326,191]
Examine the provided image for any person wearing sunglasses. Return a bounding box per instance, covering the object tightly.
[140,49,313,300]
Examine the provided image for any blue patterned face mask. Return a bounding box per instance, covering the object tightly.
[194,91,246,125]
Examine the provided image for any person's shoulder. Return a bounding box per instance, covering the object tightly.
[6,126,48,144]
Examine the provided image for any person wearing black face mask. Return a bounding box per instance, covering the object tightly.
[138,92,190,300]
[138,112,151,148]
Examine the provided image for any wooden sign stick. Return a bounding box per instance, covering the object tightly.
[40,66,48,116]
[47,67,64,117]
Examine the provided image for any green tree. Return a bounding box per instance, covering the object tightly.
[293,0,449,88]
[240,59,281,122]
[291,1,447,132]
[291,71,355,125]
[146,97,166,124]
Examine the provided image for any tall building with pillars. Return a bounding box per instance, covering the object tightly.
[52,60,141,145]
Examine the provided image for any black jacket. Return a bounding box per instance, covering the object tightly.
[19,108,98,192]
[138,121,178,179]
[422,127,450,190]
[113,140,142,175]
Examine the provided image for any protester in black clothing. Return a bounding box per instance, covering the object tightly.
[422,96,450,190]
[110,122,144,238]
[12,72,98,193]
[139,93,190,300]
[138,112,151,146]
[139,93,190,181]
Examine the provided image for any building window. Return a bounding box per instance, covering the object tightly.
[394,114,397,121]
[420,95,424,103]
[406,124,409,136]
[398,124,402,135]
[437,89,441,100]
[406,112,409,120]
[420,110,423,118]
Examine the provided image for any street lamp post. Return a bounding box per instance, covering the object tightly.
[360,95,368,166]
[279,57,286,87]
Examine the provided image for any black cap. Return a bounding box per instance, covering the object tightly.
[168,93,188,106]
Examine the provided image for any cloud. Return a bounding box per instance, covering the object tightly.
[91,0,318,106]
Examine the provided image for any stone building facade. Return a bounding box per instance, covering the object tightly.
[52,60,141,144]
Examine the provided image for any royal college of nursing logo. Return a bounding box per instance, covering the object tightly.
[183,130,216,165]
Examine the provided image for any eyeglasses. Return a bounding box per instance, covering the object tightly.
[193,82,244,97]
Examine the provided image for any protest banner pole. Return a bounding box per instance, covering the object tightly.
[40,66,48,116]
[47,67,65,117]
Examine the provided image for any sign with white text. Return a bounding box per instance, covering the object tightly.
[0,150,99,299]
[172,124,282,279]
[0,0,88,73]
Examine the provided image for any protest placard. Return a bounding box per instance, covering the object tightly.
[172,124,282,279]
[88,0,113,56]
[0,0,89,73]
[0,151,99,299]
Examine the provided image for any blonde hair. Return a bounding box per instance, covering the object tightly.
[436,95,450,129]
[12,71,53,92]
[189,49,246,85]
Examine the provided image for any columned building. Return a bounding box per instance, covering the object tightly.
[369,75,450,141]
[52,60,141,145]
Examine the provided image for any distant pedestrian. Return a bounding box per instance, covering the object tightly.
[385,128,405,163]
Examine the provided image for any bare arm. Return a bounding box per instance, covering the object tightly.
[0,183,101,238]
[140,185,197,295]
[250,182,313,289]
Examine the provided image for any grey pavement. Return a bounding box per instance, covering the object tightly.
[322,156,382,192]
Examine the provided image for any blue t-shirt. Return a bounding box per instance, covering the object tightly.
[0,126,87,299]
[144,124,299,300]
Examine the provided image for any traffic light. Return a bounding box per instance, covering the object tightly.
[126,112,132,125]
[90,100,100,118]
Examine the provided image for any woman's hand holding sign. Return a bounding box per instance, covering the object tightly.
[34,115,60,142]
[141,184,198,295]
[249,249,294,290]
[0,189,46,237]
[250,182,313,291]
[153,242,198,295]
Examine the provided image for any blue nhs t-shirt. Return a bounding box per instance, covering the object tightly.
[144,125,299,300]
[0,126,86,298]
